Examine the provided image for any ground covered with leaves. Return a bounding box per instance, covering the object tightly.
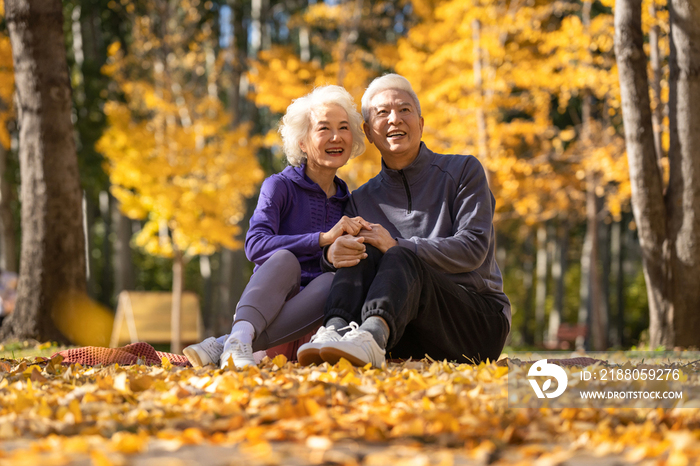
[0,352,699,465]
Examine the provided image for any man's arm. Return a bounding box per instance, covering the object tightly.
[397,157,494,274]
[356,223,397,253]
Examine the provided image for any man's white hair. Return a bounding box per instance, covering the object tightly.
[279,85,365,167]
[361,74,421,122]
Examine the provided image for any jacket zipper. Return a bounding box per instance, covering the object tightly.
[398,170,412,214]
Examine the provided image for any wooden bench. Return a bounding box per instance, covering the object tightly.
[110,291,203,348]
[555,323,588,349]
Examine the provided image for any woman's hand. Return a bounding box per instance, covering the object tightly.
[319,216,372,247]
[327,235,367,268]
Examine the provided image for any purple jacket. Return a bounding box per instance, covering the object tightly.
[245,164,349,286]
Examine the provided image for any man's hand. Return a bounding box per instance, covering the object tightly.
[327,235,367,268]
[359,223,398,253]
[319,216,372,247]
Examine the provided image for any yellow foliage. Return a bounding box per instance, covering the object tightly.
[391,0,631,223]
[0,0,14,149]
[97,3,263,259]
[246,8,383,189]
[1,356,700,464]
[245,0,656,224]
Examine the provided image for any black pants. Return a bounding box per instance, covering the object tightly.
[324,245,509,363]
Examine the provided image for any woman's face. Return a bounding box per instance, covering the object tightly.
[300,104,353,172]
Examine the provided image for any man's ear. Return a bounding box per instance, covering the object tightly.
[363,122,374,144]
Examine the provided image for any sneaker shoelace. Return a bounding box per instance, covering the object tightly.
[224,337,252,355]
[310,324,344,343]
[338,321,361,339]
[201,339,223,359]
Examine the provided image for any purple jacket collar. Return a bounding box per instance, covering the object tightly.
[287,164,350,201]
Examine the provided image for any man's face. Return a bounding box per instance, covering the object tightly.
[364,89,424,169]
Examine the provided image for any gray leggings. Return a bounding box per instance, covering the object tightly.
[216,249,334,352]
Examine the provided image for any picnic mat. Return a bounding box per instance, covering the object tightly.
[52,342,191,367]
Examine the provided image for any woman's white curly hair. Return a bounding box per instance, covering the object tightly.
[279,85,365,167]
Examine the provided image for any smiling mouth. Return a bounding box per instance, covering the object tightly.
[387,131,406,138]
[325,148,344,154]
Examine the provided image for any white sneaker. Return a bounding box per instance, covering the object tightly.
[183,337,223,368]
[220,336,255,369]
[319,323,386,368]
[297,325,343,366]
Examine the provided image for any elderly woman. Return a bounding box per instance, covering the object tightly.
[184,85,368,369]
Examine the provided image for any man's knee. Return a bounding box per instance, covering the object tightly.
[383,245,419,267]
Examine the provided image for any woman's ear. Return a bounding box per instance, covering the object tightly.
[299,141,306,153]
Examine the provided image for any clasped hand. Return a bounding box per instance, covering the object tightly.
[325,220,398,269]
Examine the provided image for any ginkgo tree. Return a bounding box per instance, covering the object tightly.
[97,0,263,352]
[387,0,631,347]
[389,0,628,222]
[536,0,630,349]
[616,0,700,348]
[246,0,411,190]
[248,45,382,189]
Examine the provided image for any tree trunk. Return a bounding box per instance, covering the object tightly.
[336,0,363,87]
[251,0,263,55]
[299,26,310,63]
[218,247,235,334]
[99,191,113,305]
[171,250,184,353]
[667,0,700,347]
[0,144,17,272]
[615,0,673,347]
[228,0,247,126]
[534,225,547,346]
[200,254,214,335]
[548,222,568,344]
[472,18,492,186]
[581,1,606,350]
[83,192,95,298]
[217,0,250,336]
[521,232,534,346]
[648,1,665,166]
[578,217,591,350]
[1,0,86,342]
[610,218,624,347]
[599,211,611,349]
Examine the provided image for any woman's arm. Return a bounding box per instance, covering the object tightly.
[244,176,321,266]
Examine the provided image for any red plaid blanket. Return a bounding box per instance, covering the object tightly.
[53,342,191,366]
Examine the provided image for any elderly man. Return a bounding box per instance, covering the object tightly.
[297,74,511,367]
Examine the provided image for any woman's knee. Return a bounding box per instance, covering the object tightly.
[267,249,299,272]
[257,249,301,291]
